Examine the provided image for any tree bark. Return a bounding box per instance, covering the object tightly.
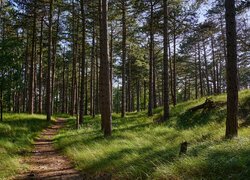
[79,0,86,126]
[225,0,238,138]
[163,0,169,121]
[100,0,112,136]
[38,17,43,114]
[148,0,154,117]
[202,39,210,95]
[211,35,217,94]
[46,0,54,121]
[198,42,203,97]
[121,0,126,117]
[29,1,37,114]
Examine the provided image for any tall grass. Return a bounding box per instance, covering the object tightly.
[54,90,250,179]
[0,113,50,179]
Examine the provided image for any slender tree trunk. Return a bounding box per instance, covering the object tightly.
[38,17,43,114]
[84,64,88,115]
[110,23,113,112]
[163,0,169,121]
[52,8,60,115]
[225,0,238,138]
[79,0,86,126]
[62,48,66,113]
[0,86,3,121]
[136,80,140,112]
[144,80,146,110]
[194,45,198,99]
[148,0,154,117]
[29,2,37,114]
[121,0,126,117]
[153,43,157,108]
[46,0,54,121]
[128,54,131,112]
[173,13,177,106]
[202,39,210,95]
[71,2,77,116]
[100,0,112,136]
[90,23,95,117]
[95,33,99,116]
[211,35,217,94]
[198,43,203,97]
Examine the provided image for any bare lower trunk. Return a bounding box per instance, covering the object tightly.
[225,0,238,138]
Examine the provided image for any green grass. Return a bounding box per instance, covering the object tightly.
[54,90,250,179]
[0,113,50,179]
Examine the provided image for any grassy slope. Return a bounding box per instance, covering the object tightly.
[0,114,50,179]
[54,90,250,179]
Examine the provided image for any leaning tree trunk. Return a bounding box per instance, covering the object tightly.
[225,0,238,138]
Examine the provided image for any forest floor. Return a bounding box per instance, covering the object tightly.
[0,90,250,179]
[54,90,250,179]
[15,119,83,180]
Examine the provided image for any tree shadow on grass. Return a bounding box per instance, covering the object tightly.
[173,107,226,130]
[83,145,179,179]
[196,146,250,179]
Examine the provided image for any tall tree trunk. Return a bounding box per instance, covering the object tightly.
[136,80,140,112]
[95,33,99,116]
[84,64,88,115]
[211,35,217,94]
[90,23,95,117]
[225,0,238,138]
[144,80,146,110]
[0,86,3,121]
[202,39,210,95]
[194,45,198,99]
[62,48,66,113]
[198,42,203,97]
[79,0,86,126]
[29,2,37,114]
[173,12,177,106]
[100,0,112,136]
[153,44,157,108]
[71,1,77,116]
[163,0,169,121]
[121,0,126,117]
[148,0,154,116]
[110,23,113,112]
[46,0,54,121]
[51,8,60,115]
[38,17,43,114]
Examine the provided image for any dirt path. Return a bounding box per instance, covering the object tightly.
[15,119,83,180]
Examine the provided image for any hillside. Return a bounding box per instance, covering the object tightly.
[52,90,250,179]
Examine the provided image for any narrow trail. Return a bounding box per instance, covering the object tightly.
[15,119,83,180]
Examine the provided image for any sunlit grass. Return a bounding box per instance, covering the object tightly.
[0,113,50,179]
[54,90,250,179]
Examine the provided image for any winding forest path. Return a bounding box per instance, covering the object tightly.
[15,119,83,180]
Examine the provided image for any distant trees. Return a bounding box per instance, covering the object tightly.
[0,0,249,137]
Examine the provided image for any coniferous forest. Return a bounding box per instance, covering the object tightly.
[0,0,250,179]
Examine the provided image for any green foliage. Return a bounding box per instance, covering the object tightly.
[0,114,50,179]
[54,90,250,179]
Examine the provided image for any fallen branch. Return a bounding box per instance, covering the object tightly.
[188,98,216,112]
